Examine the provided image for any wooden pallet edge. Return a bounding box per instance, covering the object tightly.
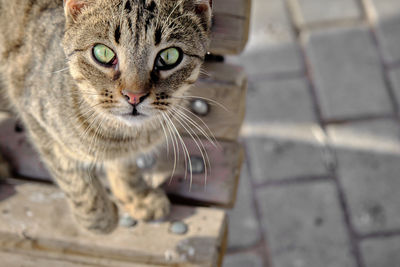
[0,180,228,267]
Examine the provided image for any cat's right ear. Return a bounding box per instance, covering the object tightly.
[63,0,89,23]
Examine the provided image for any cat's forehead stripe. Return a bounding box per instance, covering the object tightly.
[154,27,162,46]
[125,0,132,13]
[114,25,121,44]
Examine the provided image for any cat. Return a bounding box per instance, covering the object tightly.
[0,0,212,234]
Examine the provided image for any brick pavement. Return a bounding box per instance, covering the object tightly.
[224,0,400,266]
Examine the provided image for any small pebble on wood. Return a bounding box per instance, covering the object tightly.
[119,213,137,228]
[136,154,156,170]
[169,221,189,235]
[191,99,209,116]
[189,156,205,174]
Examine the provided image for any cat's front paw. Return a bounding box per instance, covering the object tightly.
[73,201,119,234]
[125,188,171,221]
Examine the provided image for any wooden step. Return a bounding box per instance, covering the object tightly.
[0,181,228,267]
[0,115,243,207]
[186,62,248,142]
[211,0,252,55]
[1,251,131,267]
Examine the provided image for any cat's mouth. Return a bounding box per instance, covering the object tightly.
[131,106,142,117]
[121,110,146,117]
[119,105,151,123]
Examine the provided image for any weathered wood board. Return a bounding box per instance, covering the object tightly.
[0,181,227,267]
[152,139,243,208]
[211,0,252,55]
[1,251,145,267]
[0,114,243,207]
[189,62,247,141]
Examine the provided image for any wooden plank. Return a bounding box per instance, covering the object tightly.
[187,62,248,141]
[150,138,243,208]
[0,181,227,267]
[0,116,49,180]
[0,116,243,207]
[210,0,252,55]
[214,0,251,18]
[0,251,112,267]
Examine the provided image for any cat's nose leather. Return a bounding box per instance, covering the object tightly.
[122,90,148,105]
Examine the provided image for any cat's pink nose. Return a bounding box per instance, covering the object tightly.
[122,90,148,105]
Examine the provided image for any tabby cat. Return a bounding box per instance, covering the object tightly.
[0,0,212,233]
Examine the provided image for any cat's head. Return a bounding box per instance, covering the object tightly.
[62,0,212,126]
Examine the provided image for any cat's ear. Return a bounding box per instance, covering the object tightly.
[63,0,90,22]
[195,0,212,15]
[194,0,213,29]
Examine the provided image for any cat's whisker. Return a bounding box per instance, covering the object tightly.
[161,113,179,184]
[78,111,101,144]
[157,116,170,155]
[171,109,211,189]
[174,106,218,147]
[172,107,212,166]
[72,101,106,143]
[87,112,111,161]
[199,68,211,78]
[175,104,219,147]
[164,111,192,190]
[164,0,184,28]
[51,67,70,74]
[166,113,184,182]
[69,92,105,97]
[67,101,103,121]
[162,14,194,35]
[173,95,230,113]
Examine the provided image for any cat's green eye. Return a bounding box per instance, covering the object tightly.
[93,44,116,66]
[155,47,183,71]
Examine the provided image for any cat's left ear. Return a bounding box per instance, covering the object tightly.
[194,0,213,30]
[63,0,91,23]
[195,0,212,14]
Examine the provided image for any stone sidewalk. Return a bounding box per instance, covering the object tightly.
[224,0,400,266]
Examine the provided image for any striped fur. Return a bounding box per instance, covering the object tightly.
[0,0,211,233]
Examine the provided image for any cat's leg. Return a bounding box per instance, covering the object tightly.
[105,159,170,221]
[28,127,118,233]
[44,150,118,233]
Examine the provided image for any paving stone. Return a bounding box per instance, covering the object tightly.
[361,236,400,267]
[327,119,400,154]
[336,147,400,234]
[375,16,400,64]
[223,252,264,267]
[227,163,260,248]
[258,182,355,267]
[304,26,392,119]
[245,77,314,123]
[389,67,400,106]
[362,0,400,63]
[246,137,328,183]
[226,42,304,76]
[362,0,400,20]
[247,0,295,48]
[289,0,361,29]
